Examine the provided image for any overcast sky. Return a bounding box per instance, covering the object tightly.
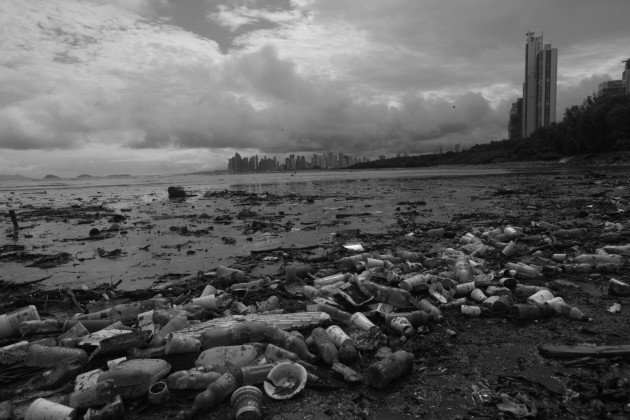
[1,0,628,177]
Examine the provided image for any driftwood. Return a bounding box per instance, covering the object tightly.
[539,344,630,358]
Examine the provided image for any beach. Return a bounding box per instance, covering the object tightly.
[1,164,630,419]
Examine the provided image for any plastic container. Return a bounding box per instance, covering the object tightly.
[263,362,307,400]
[147,382,170,405]
[0,305,40,339]
[196,345,259,369]
[25,398,76,420]
[97,358,171,400]
[231,385,262,420]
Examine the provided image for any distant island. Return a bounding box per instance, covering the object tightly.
[43,174,61,179]
[106,174,132,178]
[76,174,94,179]
[0,174,33,182]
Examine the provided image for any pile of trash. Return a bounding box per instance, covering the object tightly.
[1,222,630,419]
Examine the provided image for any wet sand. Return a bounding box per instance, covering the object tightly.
[2,164,630,419]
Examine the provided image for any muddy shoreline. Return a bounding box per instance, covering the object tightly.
[1,166,630,419]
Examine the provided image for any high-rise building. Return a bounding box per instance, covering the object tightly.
[622,59,630,94]
[598,80,626,97]
[522,32,557,137]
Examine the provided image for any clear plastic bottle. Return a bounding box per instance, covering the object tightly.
[356,279,413,309]
[453,256,474,284]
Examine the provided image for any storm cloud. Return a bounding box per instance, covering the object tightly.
[0,0,628,176]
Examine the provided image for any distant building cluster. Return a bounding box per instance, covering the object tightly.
[227,152,371,172]
[509,32,558,140]
[598,59,630,97]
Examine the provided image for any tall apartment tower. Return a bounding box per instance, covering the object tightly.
[522,32,557,138]
[623,59,630,94]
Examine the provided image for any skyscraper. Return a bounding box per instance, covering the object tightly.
[522,32,557,138]
[623,59,630,94]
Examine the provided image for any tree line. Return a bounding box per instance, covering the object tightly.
[351,92,630,169]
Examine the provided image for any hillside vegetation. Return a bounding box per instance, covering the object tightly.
[352,93,630,169]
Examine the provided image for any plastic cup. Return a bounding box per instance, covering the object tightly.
[200,284,217,297]
[231,385,262,420]
[325,325,351,348]
[349,312,377,331]
[502,241,517,257]
[25,398,76,420]
[191,295,217,310]
[263,362,307,400]
[461,305,482,316]
[469,288,488,303]
[526,290,554,307]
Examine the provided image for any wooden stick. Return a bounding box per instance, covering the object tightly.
[9,209,19,230]
[539,344,630,358]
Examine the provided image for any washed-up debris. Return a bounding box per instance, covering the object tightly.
[2,171,630,420]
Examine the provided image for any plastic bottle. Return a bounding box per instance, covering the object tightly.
[18,319,62,336]
[514,285,548,299]
[310,327,339,365]
[398,274,433,293]
[415,298,443,321]
[166,370,223,390]
[385,316,415,338]
[383,310,432,327]
[453,256,474,284]
[366,350,414,389]
[256,296,280,312]
[199,321,312,362]
[98,358,171,401]
[149,315,188,347]
[68,379,116,409]
[506,262,542,278]
[526,290,555,307]
[25,344,88,367]
[0,305,40,339]
[216,266,247,284]
[396,251,424,262]
[325,326,357,364]
[26,358,86,391]
[608,278,630,296]
[63,319,116,333]
[313,273,351,288]
[306,303,352,322]
[178,372,238,419]
[554,228,586,239]
[355,278,413,309]
[111,300,160,323]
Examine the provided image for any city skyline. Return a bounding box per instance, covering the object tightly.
[1,1,629,177]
